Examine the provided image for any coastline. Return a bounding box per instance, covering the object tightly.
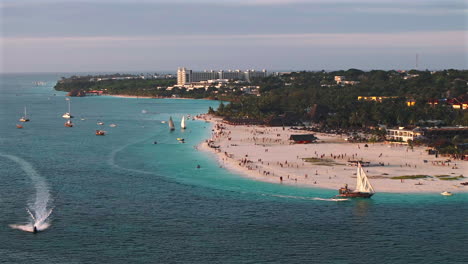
[102,94,214,100]
[196,114,468,194]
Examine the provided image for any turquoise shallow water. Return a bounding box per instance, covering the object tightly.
[0,73,467,263]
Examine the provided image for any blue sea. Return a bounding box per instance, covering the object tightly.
[0,73,467,264]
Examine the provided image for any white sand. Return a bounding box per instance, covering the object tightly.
[197,115,468,193]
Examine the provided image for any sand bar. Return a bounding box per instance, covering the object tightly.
[197,115,468,193]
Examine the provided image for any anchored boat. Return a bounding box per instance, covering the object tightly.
[19,107,30,122]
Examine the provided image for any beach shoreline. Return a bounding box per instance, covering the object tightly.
[102,94,214,100]
[196,114,468,194]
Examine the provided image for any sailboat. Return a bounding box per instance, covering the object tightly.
[168,117,175,131]
[62,98,74,119]
[181,116,186,129]
[19,107,30,122]
[337,162,375,198]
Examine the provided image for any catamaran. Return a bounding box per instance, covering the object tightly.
[19,107,30,122]
[62,98,74,119]
[337,162,375,198]
[181,116,186,129]
[168,117,175,131]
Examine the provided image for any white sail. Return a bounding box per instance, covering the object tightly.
[181,116,186,129]
[355,163,375,193]
[62,99,73,119]
[168,117,175,130]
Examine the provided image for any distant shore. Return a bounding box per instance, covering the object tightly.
[102,94,214,100]
[197,114,467,194]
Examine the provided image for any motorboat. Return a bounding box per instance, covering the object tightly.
[64,119,73,127]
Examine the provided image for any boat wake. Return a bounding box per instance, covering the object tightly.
[0,154,54,232]
[312,197,349,202]
[107,137,156,176]
[266,194,348,202]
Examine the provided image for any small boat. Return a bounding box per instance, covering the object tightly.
[109,124,117,128]
[336,162,375,198]
[19,107,30,122]
[95,130,105,136]
[97,122,104,125]
[181,116,186,129]
[161,121,166,124]
[441,191,453,196]
[177,138,185,143]
[168,117,175,131]
[16,124,23,129]
[64,119,73,127]
[62,98,74,119]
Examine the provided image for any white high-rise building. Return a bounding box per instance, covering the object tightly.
[177,67,268,85]
[177,67,192,85]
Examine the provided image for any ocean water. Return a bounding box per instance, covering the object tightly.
[0,73,467,264]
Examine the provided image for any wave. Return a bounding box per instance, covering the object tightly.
[265,194,349,202]
[0,153,53,232]
[107,137,157,176]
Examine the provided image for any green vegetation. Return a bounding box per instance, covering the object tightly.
[55,69,468,129]
[391,175,429,180]
[302,157,343,166]
[215,69,468,127]
[437,175,465,181]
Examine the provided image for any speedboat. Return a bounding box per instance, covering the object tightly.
[441,191,453,196]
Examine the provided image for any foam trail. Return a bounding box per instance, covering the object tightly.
[266,194,349,202]
[108,137,157,176]
[0,154,53,232]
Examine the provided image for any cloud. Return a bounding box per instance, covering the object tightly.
[2,31,465,49]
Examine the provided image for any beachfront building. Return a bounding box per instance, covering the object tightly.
[177,67,268,86]
[386,127,423,142]
[289,134,318,144]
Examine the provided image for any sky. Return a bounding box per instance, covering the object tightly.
[0,0,466,73]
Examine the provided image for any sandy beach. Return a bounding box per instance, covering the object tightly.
[197,115,468,193]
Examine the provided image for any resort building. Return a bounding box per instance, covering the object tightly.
[177,67,268,86]
[334,76,345,84]
[357,96,398,102]
[386,127,423,142]
[334,76,359,85]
